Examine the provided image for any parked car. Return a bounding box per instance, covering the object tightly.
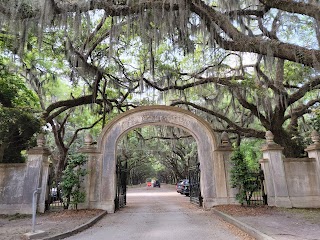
[146,178,152,187]
[180,179,190,196]
[176,179,188,193]
[153,180,161,187]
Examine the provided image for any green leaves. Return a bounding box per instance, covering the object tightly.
[0,57,39,108]
[0,57,41,163]
[311,109,320,132]
[61,153,87,209]
[0,107,41,163]
[230,147,259,205]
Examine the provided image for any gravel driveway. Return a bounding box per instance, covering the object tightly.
[66,184,253,240]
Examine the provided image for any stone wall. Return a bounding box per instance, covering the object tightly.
[260,130,320,208]
[283,158,320,207]
[0,134,50,214]
[0,163,30,214]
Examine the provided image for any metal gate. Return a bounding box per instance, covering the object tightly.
[46,165,64,211]
[115,160,128,211]
[245,167,267,205]
[188,162,203,206]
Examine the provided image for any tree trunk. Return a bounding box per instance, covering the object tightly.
[0,142,6,163]
[271,128,305,157]
[53,149,68,183]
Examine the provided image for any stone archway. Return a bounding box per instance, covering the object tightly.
[81,106,235,213]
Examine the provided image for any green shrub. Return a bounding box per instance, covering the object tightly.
[230,147,258,205]
[239,139,263,171]
[61,153,87,209]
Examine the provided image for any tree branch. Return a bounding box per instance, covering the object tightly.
[1,0,319,66]
[288,76,320,106]
[284,98,320,122]
[189,0,320,67]
[231,89,270,128]
[170,101,265,138]
[259,0,320,21]
[144,75,243,91]
[44,95,103,122]
[66,116,103,149]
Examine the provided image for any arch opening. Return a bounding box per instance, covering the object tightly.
[116,125,199,208]
[116,125,198,184]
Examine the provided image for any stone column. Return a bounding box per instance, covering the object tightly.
[305,130,320,185]
[26,134,51,213]
[261,131,292,208]
[78,134,99,209]
[214,132,237,204]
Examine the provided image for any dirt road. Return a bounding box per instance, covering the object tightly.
[66,184,252,240]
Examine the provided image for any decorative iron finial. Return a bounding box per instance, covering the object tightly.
[265,131,274,144]
[311,130,320,144]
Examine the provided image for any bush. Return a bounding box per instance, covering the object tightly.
[239,139,262,171]
[230,147,258,205]
[61,153,87,209]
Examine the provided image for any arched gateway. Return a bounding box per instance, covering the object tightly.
[80,106,236,213]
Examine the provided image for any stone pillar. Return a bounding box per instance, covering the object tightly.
[78,134,99,209]
[305,130,320,185]
[261,131,292,208]
[214,132,237,204]
[26,134,51,213]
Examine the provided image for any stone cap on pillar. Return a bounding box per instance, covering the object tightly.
[216,131,232,151]
[305,130,320,151]
[27,133,51,155]
[261,131,284,151]
[221,132,230,146]
[79,134,98,154]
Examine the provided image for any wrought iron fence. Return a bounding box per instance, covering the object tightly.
[189,163,203,207]
[48,186,64,210]
[46,166,64,211]
[115,160,128,211]
[245,168,267,206]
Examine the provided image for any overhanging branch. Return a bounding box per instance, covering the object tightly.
[170,101,265,138]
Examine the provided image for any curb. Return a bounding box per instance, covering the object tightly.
[212,209,275,240]
[41,210,108,240]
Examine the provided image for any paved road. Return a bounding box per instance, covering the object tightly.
[66,184,248,240]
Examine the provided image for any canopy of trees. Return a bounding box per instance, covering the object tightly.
[0,1,320,178]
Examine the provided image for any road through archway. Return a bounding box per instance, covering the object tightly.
[66,185,249,240]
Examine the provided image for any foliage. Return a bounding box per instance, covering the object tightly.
[230,147,258,205]
[0,56,41,163]
[0,107,40,163]
[239,139,263,171]
[61,153,87,210]
[311,109,320,132]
